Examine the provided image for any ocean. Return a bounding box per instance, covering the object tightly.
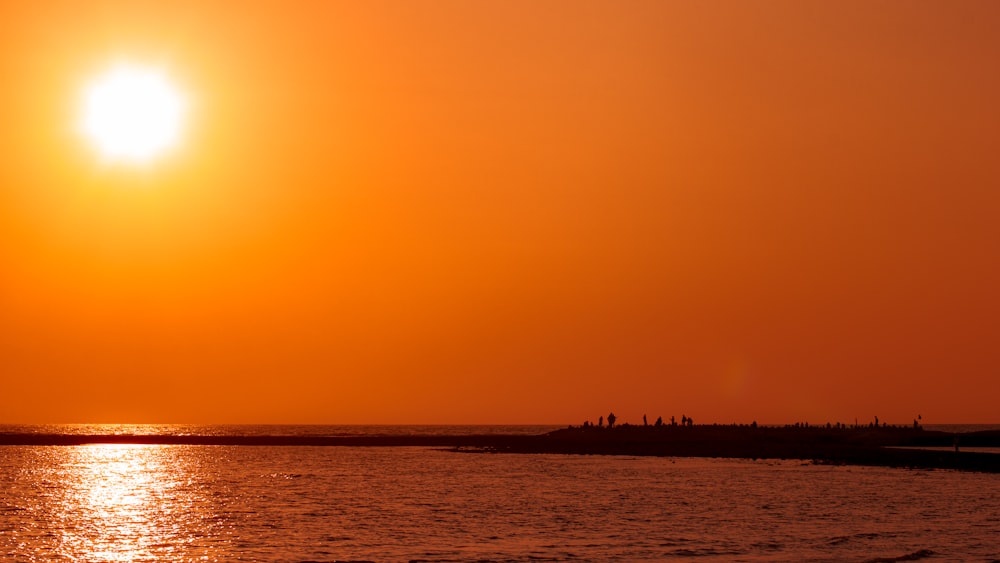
[1,425,998,562]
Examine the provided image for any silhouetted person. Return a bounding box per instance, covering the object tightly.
[655,416,663,427]
[687,416,693,427]
[598,416,604,428]
[671,416,676,426]
[643,414,648,427]
[607,412,617,428]
[681,415,687,426]
[874,416,879,428]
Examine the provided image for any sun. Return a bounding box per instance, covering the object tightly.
[80,64,186,164]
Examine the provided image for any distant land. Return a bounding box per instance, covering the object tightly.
[474,424,1000,474]
[1,424,998,473]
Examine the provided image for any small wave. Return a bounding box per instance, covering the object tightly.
[828,536,849,546]
[751,541,784,551]
[864,549,935,563]
[266,472,304,479]
[828,531,894,545]
[669,548,746,557]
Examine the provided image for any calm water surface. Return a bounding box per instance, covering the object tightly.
[1,429,998,562]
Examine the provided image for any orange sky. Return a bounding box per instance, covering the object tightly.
[2,1,998,424]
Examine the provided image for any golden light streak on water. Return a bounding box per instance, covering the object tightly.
[44,444,224,563]
[55,445,162,561]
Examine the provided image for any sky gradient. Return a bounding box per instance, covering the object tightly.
[2,1,998,424]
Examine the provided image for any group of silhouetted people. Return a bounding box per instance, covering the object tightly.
[579,411,694,429]
[574,413,924,432]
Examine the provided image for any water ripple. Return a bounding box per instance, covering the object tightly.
[0,447,997,561]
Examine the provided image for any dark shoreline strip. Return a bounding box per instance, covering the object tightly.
[1,429,997,473]
[0,433,529,447]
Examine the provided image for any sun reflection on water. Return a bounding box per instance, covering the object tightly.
[48,444,225,562]
[63,445,164,561]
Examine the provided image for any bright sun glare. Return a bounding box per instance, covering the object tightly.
[81,64,185,163]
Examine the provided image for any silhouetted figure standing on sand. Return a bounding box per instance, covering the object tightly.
[608,412,617,428]
[598,416,604,428]
[643,414,648,426]
[655,416,663,427]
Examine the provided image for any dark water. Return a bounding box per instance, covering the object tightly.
[1,426,999,562]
